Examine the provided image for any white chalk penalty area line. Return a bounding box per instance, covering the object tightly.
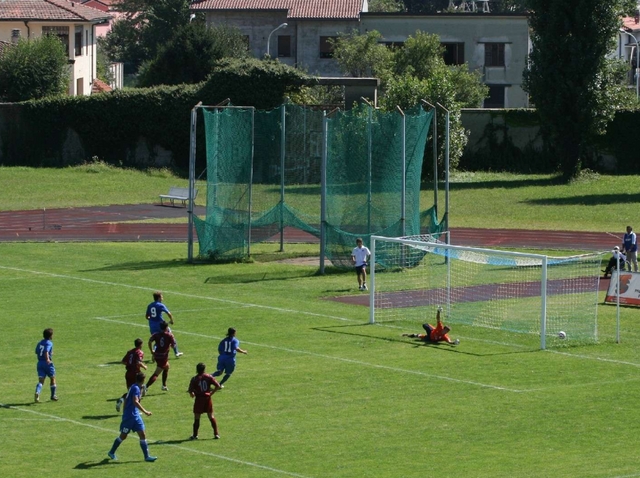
[0,404,311,477]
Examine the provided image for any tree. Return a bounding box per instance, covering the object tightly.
[137,23,249,87]
[329,30,393,80]
[102,0,191,72]
[383,31,487,172]
[524,0,636,180]
[369,0,405,12]
[0,36,69,102]
[401,0,526,13]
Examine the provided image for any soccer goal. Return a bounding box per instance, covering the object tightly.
[369,235,604,349]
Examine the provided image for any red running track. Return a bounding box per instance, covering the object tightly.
[0,204,621,251]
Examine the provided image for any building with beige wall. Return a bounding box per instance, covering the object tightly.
[0,0,111,96]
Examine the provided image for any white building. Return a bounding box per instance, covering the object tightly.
[0,0,112,96]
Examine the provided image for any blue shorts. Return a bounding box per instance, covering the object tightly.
[216,355,236,375]
[37,361,55,378]
[150,324,172,335]
[120,416,145,434]
[355,264,366,274]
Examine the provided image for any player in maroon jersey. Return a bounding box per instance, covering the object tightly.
[146,321,176,391]
[116,338,148,412]
[188,362,222,440]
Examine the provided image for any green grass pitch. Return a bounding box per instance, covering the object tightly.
[2,242,640,477]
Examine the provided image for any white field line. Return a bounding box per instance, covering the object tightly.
[0,404,311,478]
[6,264,640,380]
[95,316,527,393]
[0,265,353,322]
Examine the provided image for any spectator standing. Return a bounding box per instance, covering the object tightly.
[622,226,638,272]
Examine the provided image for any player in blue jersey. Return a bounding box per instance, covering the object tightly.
[35,328,58,403]
[212,327,247,388]
[107,372,157,462]
[146,291,182,357]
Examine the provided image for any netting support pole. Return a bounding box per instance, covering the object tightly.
[369,236,377,324]
[437,103,450,240]
[279,104,286,252]
[422,100,437,216]
[320,110,328,274]
[187,102,201,263]
[540,255,548,350]
[397,106,406,238]
[367,105,373,236]
[247,108,255,257]
[616,260,621,343]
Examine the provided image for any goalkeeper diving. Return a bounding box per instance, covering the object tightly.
[402,306,460,346]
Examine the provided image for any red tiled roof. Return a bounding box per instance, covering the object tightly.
[91,78,113,94]
[190,0,364,20]
[622,16,640,33]
[0,0,112,22]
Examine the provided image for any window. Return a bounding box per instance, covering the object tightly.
[75,26,83,56]
[442,42,464,65]
[319,36,338,59]
[485,43,505,67]
[11,29,21,44]
[278,35,291,57]
[42,26,69,55]
[483,85,505,108]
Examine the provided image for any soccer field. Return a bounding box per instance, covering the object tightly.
[2,242,640,478]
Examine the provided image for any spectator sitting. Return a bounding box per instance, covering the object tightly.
[603,246,627,278]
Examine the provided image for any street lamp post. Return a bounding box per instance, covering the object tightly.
[620,29,640,100]
[267,23,287,58]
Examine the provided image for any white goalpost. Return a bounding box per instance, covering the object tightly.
[369,235,604,349]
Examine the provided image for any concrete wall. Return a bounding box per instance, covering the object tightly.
[204,11,530,107]
[361,13,530,107]
[205,12,357,76]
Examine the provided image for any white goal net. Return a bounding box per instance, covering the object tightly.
[369,235,604,349]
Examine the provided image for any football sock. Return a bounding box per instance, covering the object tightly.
[193,419,200,437]
[219,374,231,385]
[173,344,180,354]
[146,375,158,388]
[210,417,218,436]
[110,437,123,454]
[161,369,168,385]
[35,383,43,394]
[212,371,222,377]
[140,439,149,458]
[50,385,57,398]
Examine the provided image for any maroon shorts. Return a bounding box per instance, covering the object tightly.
[193,396,213,415]
[153,355,169,369]
[125,370,138,388]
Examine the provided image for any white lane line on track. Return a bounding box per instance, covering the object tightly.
[0,404,311,478]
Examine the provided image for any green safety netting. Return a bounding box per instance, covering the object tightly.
[194,103,445,267]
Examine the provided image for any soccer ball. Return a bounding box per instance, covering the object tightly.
[454,339,460,345]
[558,331,567,340]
